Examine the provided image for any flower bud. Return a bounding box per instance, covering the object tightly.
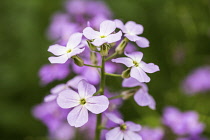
[115,38,129,54]
[90,52,98,65]
[121,67,131,78]
[121,90,134,100]
[87,40,97,51]
[100,44,110,56]
[72,55,84,67]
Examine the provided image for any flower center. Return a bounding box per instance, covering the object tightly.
[100,35,106,38]
[133,61,139,67]
[80,98,86,105]
[120,124,127,131]
[66,49,72,53]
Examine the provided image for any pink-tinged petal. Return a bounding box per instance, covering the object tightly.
[136,37,149,48]
[124,131,142,140]
[44,94,57,102]
[106,113,124,124]
[111,57,134,67]
[140,61,160,73]
[66,76,85,89]
[125,34,139,42]
[106,127,124,140]
[50,84,67,94]
[92,38,107,46]
[57,89,80,109]
[100,20,116,36]
[83,27,100,40]
[125,51,143,63]
[78,80,96,98]
[122,77,140,87]
[130,67,150,83]
[67,105,88,127]
[114,19,126,33]
[125,121,142,132]
[48,55,69,64]
[85,95,109,114]
[125,21,143,35]
[106,31,122,43]
[67,33,83,49]
[148,95,156,110]
[48,44,66,56]
[67,47,85,58]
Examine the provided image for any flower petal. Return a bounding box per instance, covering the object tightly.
[140,61,160,73]
[78,80,96,98]
[106,31,122,43]
[130,67,150,83]
[44,94,57,102]
[114,19,126,32]
[122,77,140,87]
[125,51,143,63]
[50,84,67,94]
[106,127,124,140]
[125,21,143,35]
[85,95,109,114]
[66,47,85,58]
[125,34,139,42]
[106,113,124,124]
[136,37,149,48]
[67,105,88,127]
[83,27,100,40]
[48,55,69,64]
[57,89,80,109]
[124,131,142,140]
[111,57,134,67]
[48,44,67,56]
[92,38,107,46]
[125,121,142,132]
[100,20,116,36]
[66,76,85,89]
[67,33,83,49]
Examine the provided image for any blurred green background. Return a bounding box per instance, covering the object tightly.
[0,0,210,139]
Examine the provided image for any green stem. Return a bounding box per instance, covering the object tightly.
[105,52,118,61]
[84,64,101,68]
[109,94,123,100]
[94,56,106,140]
[105,73,122,77]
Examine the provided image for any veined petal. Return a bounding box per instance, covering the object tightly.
[125,34,139,42]
[50,84,67,94]
[136,37,149,48]
[129,24,144,35]
[140,61,160,73]
[125,51,143,63]
[57,89,80,109]
[125,121,142,132]
[122,77,140,87]
[106,113,124,124]
[85,95,109,114]
[67,47,85,58]
[44,94,57,102]
[67,33,83,49]
[48,55,68,64]
[48,44,67,56]
[100,20,116,36]
[130,67,150,83]
[106,127,124,140]
[114,19,126,33]
[83,27,100,40]
[67,105,88,127]
[111,57,134,67]
[66,76,85,89]
[78,80,96,98]
[92,38,107,46]
[106,31,122,43]
[124,131,142,140]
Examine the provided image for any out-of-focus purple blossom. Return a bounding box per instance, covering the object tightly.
[182,66,210,95]
[139,127,164,140]
[177,135,208,140]
[163,107,205,136]
[39,63,70,85]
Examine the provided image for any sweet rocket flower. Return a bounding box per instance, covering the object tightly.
[48,33,85,64]
[115,19,149,48]
[105,113,142,140]
[83,20,122,46]
[177,135,208,140]
[57,80,109,127]
[112,51,159,83]
[123,77,156,110]
[139,127,164,140]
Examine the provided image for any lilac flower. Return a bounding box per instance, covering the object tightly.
[48,33,85,64]
[139,127,164,140]
[83,20,122,46]
[115,19,149,48]
[105,113,142,140]
[182,66,210,95]
[39,63,70,85]
[112,51,159,83]
[163,107,205,136]
[123,77,156,109]
[177,135,208,140]
[57,80,109,127]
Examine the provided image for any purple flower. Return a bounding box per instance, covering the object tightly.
[123,77,156,109]
[182,66,210,95]
[115,20,149,48]
[83,20,122,46]
[139,127,164,140]
[39,63,70,85]
[112,51,159,83]
[177,135,208,140]
[105,113,142,140]
[57,80,109,127]
[48,33,85,64]
[163,107,205,136]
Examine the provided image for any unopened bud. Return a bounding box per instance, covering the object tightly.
[115,38,129,54]
[87,40,97,51]
[121,67,131,78]
[100,44,110,56]
[90,52,98,64]
[72,55,84,67]
[121,90,134,100]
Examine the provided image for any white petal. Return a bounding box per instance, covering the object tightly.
[106,31,122,43]
[122,77,140,87]
[44,94,57,102]
[125,121,142,132]
[66,76,85,89]
[78,80,96,98]
[124,131,142,140]
[114,19,126,33]
[67,33,83,49]
[140,61,160,73]
[125,21,143,35]
[125,52,143,63]
[83,27,100,40]
[50,84,67,94]
[57,89,80,109]
[130,67,150,83]
[111,57,134,67]
[106,127,124,140]
[134,89,151,107]
[85,95,109,114]
[105,113,124,124]
[48,44,67,56]
[135,37,149,48]
[48,55,69,64]
[67,105,88,127]
[125,34,139,42]
[92,38,107,46]
[100,20,116,36]
[66,47,85,58]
